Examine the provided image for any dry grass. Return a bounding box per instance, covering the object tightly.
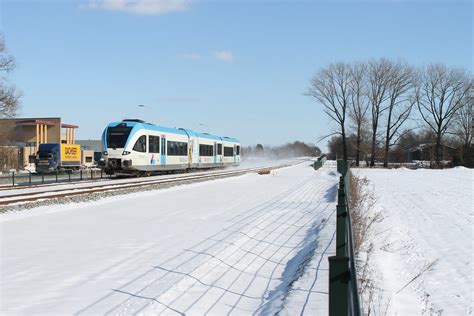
[349,173,390,316]
[349,175,382,254]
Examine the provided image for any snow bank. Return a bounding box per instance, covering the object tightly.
[354,168,473,315]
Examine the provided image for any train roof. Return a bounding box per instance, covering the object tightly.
[220,136,240,143]
[106,121,240,143]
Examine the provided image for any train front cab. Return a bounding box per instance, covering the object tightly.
[103,121,192,175]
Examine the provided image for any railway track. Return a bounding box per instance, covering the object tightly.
[0,177,113,191]
[0,164,291,207]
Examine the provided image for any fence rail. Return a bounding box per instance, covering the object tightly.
[0,169,108,187]
[328,160,361,316]
[313,154,327,170]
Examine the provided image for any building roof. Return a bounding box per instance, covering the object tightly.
[409,143,456,152]
[16,119,57,126]
[11,118,78,129]
[61,123,79,129]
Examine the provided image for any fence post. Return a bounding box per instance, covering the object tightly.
[338,180,346,205]
[336,204,348,257]
[12,171,15,186]
[80,169,83,180]
[91,169,93,180]
[337,159,348,176]
[29,172,32,185]
[101,169,103,179]
[68,172,71,182]
[41,172,44,184]
[55,170,58,183]
[328,255,349,315]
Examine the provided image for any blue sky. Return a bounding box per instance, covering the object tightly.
[1,0,472,148]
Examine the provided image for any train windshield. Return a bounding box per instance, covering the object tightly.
[107,126,133,149]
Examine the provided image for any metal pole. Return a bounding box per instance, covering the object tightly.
[80,169,83,180]
[91,169,93,180]
[328,255,349,316]
[29,172,32,185]
[42,172,44,184]
[55,170,58,183]
[12,171,15,186]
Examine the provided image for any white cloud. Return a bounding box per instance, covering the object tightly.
[213,50,234,62]
[181,53,201,60]
[86,0,190,15]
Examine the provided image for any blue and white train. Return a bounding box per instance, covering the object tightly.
[100,119,240,175]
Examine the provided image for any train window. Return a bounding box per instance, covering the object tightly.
[217,144,222,155]
[224,146,233,157]
[107,126,132,149]
[236,146,240,155]
[199,144,213,156]
[149,136,160,153]
[133,135,147,152]
[167,141,188,156]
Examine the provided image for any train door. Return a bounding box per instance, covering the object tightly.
[192,138,199,165]
[188,143,192,165]
[218,143,223,163]
[160,135,166,166]
[214,142,217,164]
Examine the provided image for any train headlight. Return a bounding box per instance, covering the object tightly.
[122,151,131,155]
[103,151,108,156]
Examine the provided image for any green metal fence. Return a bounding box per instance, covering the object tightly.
[328,160,361,316]
[313,154,327,170]
[0,169,108,187]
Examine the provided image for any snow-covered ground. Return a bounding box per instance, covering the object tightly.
[354,167,473,315]
[0,160,338,315]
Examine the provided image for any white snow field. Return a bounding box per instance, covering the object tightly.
[355,167,473,315]
[0,161,339,315]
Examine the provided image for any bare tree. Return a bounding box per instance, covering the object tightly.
[382,61,415,168]
[453,90,473,165]
[416,64,472,163]
[348,61,369,166]
[307,62,352,160]
[0,34,21,118]
[367,59,392,166]
[453,89,473,148]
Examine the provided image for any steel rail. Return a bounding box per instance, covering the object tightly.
[0,164,291,206]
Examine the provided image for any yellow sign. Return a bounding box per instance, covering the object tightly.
[61,144,81,162]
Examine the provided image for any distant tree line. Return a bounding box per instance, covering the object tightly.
[243,141,321,158]
[307,59,472,167]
